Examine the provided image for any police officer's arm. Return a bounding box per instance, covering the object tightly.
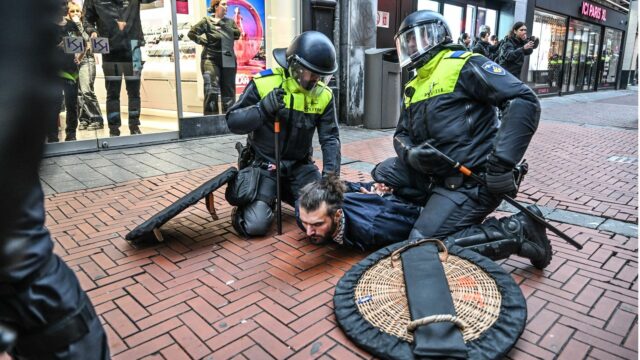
[226,81,266,134]
[187,18,209,45]
[316,98,341,175]
[392,106,415,164]
[460,56,540,167]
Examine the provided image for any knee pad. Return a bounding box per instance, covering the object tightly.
[236,201,274,237]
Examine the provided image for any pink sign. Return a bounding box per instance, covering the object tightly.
[581,1,607,22]
[176,0,188,14]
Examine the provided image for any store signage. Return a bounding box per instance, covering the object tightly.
[581,1,607,22]
[377,11,390,28]
[176,0,188,14]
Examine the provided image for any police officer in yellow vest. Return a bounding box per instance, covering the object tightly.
[380,11,543,257]
[226,31,340,237]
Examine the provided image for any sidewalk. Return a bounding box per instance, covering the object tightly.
[30,89,639,359]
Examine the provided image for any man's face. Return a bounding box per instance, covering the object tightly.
[516,26,528,41]
[299,203,339,245]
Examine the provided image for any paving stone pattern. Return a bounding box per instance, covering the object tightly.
[22,89,637,359]
[34,160,637,359]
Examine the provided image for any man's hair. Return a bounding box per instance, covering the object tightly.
[510,21,526,37]
[298,174,345,216]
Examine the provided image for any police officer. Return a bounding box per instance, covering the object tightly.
[388,11,543,258]
[297,175,552,269]
[226,31,340,237]
[1,1,109,359]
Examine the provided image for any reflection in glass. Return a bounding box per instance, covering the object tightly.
[600,28,623,88]
[417,0,439,12]
[443,4,463,44]
[562,19,600,93]
[527,10,567,95]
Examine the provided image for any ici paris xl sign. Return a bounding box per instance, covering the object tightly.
[581,1,607,22]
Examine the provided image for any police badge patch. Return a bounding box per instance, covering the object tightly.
[481,61,506,75]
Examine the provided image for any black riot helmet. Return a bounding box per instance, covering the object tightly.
[273,31,337,97]
[394,10,453,70]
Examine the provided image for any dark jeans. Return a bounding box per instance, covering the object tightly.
[62,79,78,137]
[201,58,236,114]
[372,156,502,239]
[102,60,141,129]
[78,57,104,124]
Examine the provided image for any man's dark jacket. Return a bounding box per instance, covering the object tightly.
[83,0,156,54]
[497,36,539,78]
[472,40,498,61]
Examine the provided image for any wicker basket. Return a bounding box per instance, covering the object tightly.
[354,239,502,343]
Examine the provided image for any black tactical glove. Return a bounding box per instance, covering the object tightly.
[485,157,517,196]
[259,88,285,118]
[406,140,442,174]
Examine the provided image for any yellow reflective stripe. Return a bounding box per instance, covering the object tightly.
[59,71,78,82]
[404,50,478,106]
[253,68,332,114]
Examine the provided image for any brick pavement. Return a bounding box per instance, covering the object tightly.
[2,90,634,359]
[25,156,637,359]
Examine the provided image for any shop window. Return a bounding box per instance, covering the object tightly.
[443,4,463,44]
[417,0,439,12]
[600,28,623,88]
[527,10,567,95]
[174,0,298,117]
[562,19,600,93]
[466,5,475,39]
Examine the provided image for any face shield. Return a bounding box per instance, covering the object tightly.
[395,22,448,68]
[288,57,333,98]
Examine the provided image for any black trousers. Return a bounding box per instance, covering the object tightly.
[102,59,141,129]
[372,157,502,239]
[201,58,236,114]
[237,162,321,236]
[63,79,79,137]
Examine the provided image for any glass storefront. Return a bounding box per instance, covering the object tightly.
[416,1,498,47]
[443,3,464,43]
[599,27,623,88]
[562,19,601,93]
[417,0,439,12]
[527,10,567,95]
[49,0,299,153]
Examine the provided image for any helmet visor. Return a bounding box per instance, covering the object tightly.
[395,22,448,68]
[289,59,333,98]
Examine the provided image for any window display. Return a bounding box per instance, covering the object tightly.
[562,19,601,93]
[599,27,623,88]
[527,10,567,95]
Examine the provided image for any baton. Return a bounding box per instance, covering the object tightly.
[274,114,282,235]
[417,141,583,250]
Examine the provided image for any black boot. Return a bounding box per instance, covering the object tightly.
[443,205,552,269]
[204,93,219,115]
[511,205,553,269]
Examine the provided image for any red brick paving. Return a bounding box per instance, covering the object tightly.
[2,122,637,359]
